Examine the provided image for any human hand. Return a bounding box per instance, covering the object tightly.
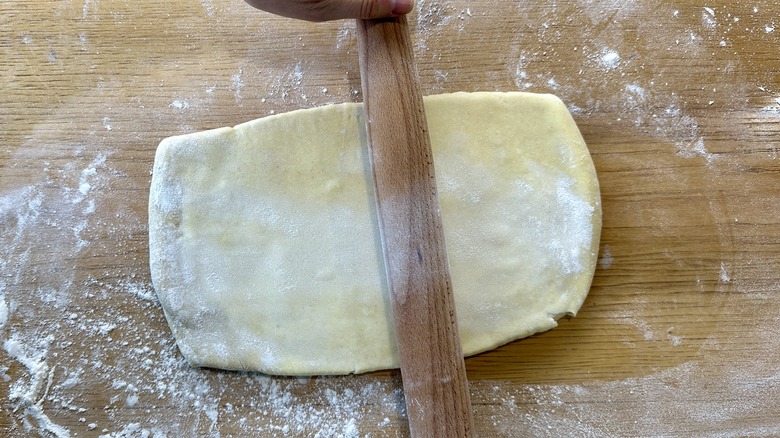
[244,0,414,22]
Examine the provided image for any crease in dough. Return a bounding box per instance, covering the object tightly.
[149,91,601,376]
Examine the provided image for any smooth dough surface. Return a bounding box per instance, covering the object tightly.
[149,92,601,376]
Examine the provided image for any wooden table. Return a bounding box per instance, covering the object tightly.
[2,1,779,436]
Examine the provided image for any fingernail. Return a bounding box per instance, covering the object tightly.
[393,0,413,15]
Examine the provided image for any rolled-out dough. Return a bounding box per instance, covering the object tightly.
[149,91,601,376]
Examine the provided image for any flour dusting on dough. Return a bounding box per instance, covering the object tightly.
[552,176,596,274]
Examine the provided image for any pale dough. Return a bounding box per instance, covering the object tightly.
[148,92,601,376]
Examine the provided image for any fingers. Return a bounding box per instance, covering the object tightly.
[390,0,414,16]
[244,0,414,22]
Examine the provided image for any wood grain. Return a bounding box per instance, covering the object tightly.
[356,16,472,437]
[1,0,779,436]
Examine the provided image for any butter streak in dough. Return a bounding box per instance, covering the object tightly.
[148,92,601,376]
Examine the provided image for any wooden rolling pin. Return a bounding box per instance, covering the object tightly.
[356,16,474,438]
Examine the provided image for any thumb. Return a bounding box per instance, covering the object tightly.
[244,0,414,22]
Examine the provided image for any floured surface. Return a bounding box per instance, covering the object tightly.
[149,91,601,375]
[3,0,780,436]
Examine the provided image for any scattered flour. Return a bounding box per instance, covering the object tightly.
[4,335,70,437]
[598,244,613,269]
[198,0,215,17]
[4,0,779,436]
[0,289,7,330]
[599,50,621,70]
[415,0,454,51]
[169,100,190,111]
[676,136,718,165]
[335,21,355,52]
[230,68,244,102]
[702,7,717,29]
[720,262,731,283]
[483,359,780,437]
[82,0,95,19]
